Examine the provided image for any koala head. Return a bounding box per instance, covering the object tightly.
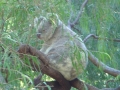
[34,13,62,41]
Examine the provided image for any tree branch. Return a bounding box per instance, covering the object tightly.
[0,72,6,84]
[88,51,120,77]
[0,72,10,90]
[1,10,5,32]
[17,44,120,90]
[83,34,120,43]
[68,0,88,28]
[18,44,71,90]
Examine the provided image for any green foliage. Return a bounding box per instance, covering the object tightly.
[79,0,120,88]
[0,0,120,89]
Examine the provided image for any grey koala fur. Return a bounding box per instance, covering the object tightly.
[34,13,88,80]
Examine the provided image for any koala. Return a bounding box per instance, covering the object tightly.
[34,13,88,80]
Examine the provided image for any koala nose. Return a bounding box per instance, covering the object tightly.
[37,33,41,39]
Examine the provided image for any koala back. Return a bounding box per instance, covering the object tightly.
[41,34,88,80]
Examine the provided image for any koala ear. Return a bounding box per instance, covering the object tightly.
[38,16,46,21]
[46,13,60,26]
[34,16,46,28]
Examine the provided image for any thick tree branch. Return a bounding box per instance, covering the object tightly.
[84,34,120,43]
[17,44,120,90]
[18,44,71,90]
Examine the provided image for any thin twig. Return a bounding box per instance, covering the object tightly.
[72,26,82,34]
[1,10,5,32]
[83,34,120,43]
[67,0,73,28]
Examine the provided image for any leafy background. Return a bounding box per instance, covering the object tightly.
[0,0,120,89]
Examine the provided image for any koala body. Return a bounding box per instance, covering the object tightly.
[35,14,88,80]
